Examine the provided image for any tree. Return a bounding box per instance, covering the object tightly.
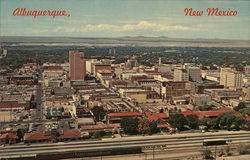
[120,117,139,135]
[174,107,178,112]
[168,114,188,131]
[16,129,25,142]
[186,115,199,129]
[209,118,220,130]
[231,116,246,130]
[239,107,250,116]
[149,121,159,134]
[137,118,151,135]
[234,102,246,112]
[218,113,235,130]
[225,146,232,156]
[92,131,106,138]
[219,113,246,130]
[202,149,213,159]
[91,106,106,122]
[34,79,38,84]
[50,129,60,139]
[159,108,164,113]
[200,118,220,130]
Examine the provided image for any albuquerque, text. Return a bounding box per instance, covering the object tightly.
[12,8,70,18]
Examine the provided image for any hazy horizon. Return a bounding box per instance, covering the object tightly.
[1,35,250,41]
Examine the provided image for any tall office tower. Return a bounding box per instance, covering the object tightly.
[69,50,86,80]
[227,71,243,88]
[2,49,7,57]
[159,57,162,65]
[109,48,116,55]
[220,68,231,87]
[126,58,138,69]
[188,67,202,83]
[174,69,189,81]
[220,68,243,88]
[85,59,99,74]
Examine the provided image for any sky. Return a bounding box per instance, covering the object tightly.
[0,0,250,40]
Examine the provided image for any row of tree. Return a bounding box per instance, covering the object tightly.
[168,112,247,131]
[201,113,246,130]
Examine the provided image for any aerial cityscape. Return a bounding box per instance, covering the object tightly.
[0,0,250,160]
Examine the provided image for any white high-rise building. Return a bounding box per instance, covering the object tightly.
[174,69,189,81]
[85,59,99,74]
[220,68,231,86]
[188,67,202,83]
[220,68,243,88]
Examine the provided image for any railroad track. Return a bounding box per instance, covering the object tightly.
[0,131,249,158]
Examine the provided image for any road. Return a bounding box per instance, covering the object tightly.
[34,84,43,120]
[0,131,249,159]
[35,68,44,121]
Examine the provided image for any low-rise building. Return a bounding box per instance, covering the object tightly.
[162,81,191,100]
[190,94,211,106]
[182,108,234,119]
[8,75,36,85]
[196,80,224,94]
[80,123,121,133]
[125,90,161,103]
[106,112,142,124]
[24,129,87,143]
[0,133,18,144]
[96,69,114,80]
[204,89,243,102]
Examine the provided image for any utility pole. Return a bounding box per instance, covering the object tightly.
[214,145,217,160]
[153,146,155,160]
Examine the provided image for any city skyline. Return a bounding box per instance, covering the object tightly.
[1,0,250,40]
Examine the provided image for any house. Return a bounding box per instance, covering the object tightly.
[145,112,170,131]
[0,133,18,144]
[24,129,87,143]
[24,132,51,143]
[145,112,169,122]
[57,130,86,142]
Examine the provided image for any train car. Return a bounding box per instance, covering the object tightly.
[111,146,142,155]
[203,139,228,146]
[36,146,142,160]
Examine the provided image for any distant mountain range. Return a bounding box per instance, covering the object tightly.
[0,36,249,47]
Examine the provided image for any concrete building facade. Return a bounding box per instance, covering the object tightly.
[220,68,243,88]
[174,69,189,81]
